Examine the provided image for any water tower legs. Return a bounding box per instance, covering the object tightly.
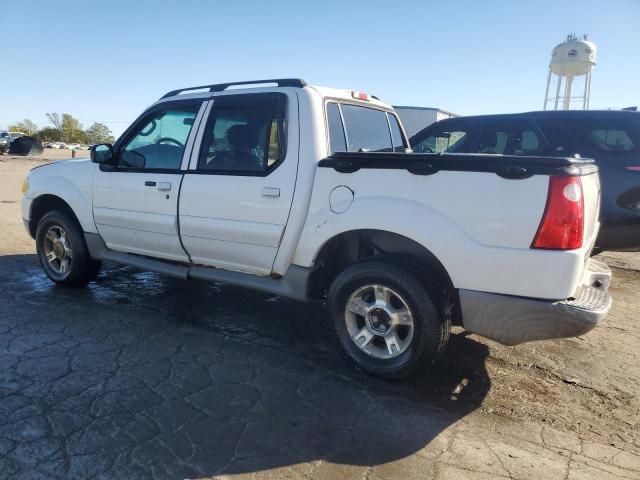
[563,76,573,110]
[554,74,562,110]
[543,69,552,110]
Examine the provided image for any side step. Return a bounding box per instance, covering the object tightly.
[84,233,310,302]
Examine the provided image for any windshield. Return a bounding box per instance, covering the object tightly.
[0,133,9,139]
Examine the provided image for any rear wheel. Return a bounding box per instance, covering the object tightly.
[328,259,450,380]
[36,211,101,287]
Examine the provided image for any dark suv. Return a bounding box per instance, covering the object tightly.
[410,110,640,252]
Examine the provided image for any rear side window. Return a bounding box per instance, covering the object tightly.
[340,104,392,152]
[198,93,286,174]
[411,123,470,154]
[387,113,406,152]
[477,121,544,156]
[327,103,347,153]
[572,118,638,153]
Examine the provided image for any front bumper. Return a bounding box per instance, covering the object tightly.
[460,258,612,346]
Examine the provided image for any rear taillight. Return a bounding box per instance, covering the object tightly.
[531,176,584,250]
[626,166,640,171]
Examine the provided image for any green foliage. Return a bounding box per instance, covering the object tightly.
[35,127,62,142]
[14,113,116,144]
[8,119,38,136]
[85,122,115,144]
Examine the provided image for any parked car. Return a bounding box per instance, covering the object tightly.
[8,131,25,142]
[0,131,10,154]
[20,78,612,379]
[410,110,640,252]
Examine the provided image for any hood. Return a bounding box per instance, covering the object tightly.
[30,157,91,172]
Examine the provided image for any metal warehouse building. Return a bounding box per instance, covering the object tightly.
[393,106,457,138]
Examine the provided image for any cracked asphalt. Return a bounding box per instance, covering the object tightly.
[1,156,640,479]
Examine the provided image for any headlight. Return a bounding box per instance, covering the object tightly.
[21,177,29,195]
[0,139,7,144]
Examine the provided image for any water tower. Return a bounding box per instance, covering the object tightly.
[543,34,597,110]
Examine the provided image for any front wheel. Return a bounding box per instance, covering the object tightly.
[36,211,101,287]
[328,259,450,380]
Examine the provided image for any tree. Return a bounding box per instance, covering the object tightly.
[46,112,84,142]
[46,113,62,131]
[8,119,38,136]
[85,122,115,144]
[35,127,62,142]
[61,113,81,131]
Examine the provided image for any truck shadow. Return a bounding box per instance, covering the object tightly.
[0,254,491,478]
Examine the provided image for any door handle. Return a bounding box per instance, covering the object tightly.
[261,187,280,197]
[157,182,172,191]
[144,181,156,187]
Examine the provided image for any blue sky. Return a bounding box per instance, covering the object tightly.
[2,0,639,137]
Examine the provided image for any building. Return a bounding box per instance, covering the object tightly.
[393,106,457,138]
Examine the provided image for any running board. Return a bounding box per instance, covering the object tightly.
[84,232,310,302]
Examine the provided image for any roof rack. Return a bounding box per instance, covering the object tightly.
[161,78,307,99]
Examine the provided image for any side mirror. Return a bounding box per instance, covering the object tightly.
[90,144,114,165]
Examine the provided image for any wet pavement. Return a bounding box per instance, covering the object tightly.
[2,252,640,479]
[0,254,494,479]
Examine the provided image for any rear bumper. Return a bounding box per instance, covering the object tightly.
[460,258,612,346]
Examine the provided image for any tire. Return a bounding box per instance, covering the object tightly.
[35,210,101,287]
[328,258,450,380]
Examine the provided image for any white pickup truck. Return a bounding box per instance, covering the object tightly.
[21,78,612,379]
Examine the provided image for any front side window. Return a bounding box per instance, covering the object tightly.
[412,123,470,154]
[118,104,200,169]
[477,121,544,156]
[198,93,286,174]
[340,104,392,152]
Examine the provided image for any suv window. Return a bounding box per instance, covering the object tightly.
[199,93,286,174]
[477,120,544,156]
[571,118,638,153]
[411,123,470,154]
[340,104,393,152]
[119,104,200,170]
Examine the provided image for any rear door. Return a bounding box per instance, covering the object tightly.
[474,118,547,156]
[179,92,299,275]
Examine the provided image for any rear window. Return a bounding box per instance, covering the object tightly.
[327,103,347,153]
[572,118,638,153]
[326,102,404,154]
[387,113,406,152]
[340,104,392,152]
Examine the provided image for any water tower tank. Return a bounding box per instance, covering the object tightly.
[550,37,597,76]
[544,34,596,110]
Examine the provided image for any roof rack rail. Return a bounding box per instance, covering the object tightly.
[161,78,307,99]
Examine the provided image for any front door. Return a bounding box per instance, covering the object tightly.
[179,92,299,275]
[92,100,204,261]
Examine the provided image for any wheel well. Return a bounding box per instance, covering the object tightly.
[308,229,460,323]
[28,195,81,238]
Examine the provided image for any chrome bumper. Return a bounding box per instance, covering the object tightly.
[460,258,612,346]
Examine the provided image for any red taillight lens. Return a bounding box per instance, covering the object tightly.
[626,166,640,171]
[531,176,584,250]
